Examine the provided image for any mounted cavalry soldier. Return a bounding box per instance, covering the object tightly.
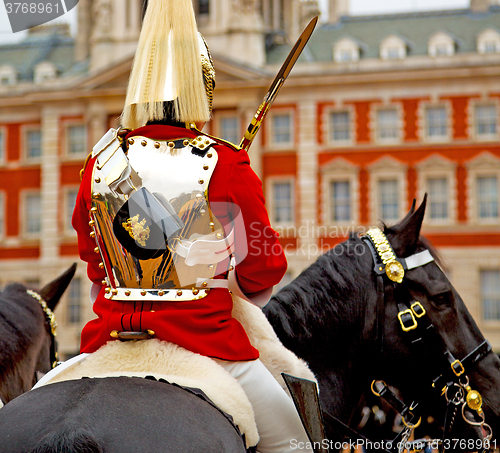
[70,0,314,451]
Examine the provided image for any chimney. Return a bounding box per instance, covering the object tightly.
[329,0,349,23]
[470,0,493,12]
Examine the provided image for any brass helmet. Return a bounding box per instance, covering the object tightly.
[122,0,216,130]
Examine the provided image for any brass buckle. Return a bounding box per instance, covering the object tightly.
[451,359,465,377]
[411,301,426,318]
[371,380,387,397]
[398,309,417,332]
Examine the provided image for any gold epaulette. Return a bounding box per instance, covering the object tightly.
[79,152,93,181]
[188,124,242,152]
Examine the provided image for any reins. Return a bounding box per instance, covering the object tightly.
[362,228,494,453]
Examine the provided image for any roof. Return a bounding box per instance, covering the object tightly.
[267,6,500,63]
[0,30,78,81]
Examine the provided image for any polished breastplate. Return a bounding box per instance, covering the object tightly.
[89,129,234,302]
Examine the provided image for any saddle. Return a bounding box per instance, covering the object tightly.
[33,296,316,448]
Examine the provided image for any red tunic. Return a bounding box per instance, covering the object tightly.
[73,124,287,361]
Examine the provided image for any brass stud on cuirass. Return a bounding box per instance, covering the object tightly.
[207,153,213,158]
[203,165,209,170]
[94,247,99,254]
[154,142,160,149]
[125,290,131,297]
[198,179,204,185]
[90,231,95,238]
[141,140,147,147]
[128,138,135,145]
[89,220,95,227]
[99,262,104,269]
[168,142,175,148]
[158,290,165,297]
[94,177,101,183]
[193,289,199,295]
[177,290,183,296]
[141,290,147,296]
[111,289,118,296]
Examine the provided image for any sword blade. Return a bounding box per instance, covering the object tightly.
[239,16,318,152]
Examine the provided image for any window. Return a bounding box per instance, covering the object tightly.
[477,176,499,220]
[378,179,399,221]
[475,105,497,137]
[65,189,78,233]
[25,193,41,235]
[219,116,240,144]
[0,129,4,162]
[67,277,82,324]
[0,192,4,237]
[271,113,292,145]
[333,38,360,63]
[477,28,500,54]
[67,125,87,155]
[26,129,42,160]
[481,270,500,321]
[199,0,209,14]
[271,181,293,223]
[329,111,350,142]
[428,32,455,57]
[427,177,448,220]
[425,107,447,139]
[377,108,399,141]
[330,180,351,222]
[379,35,407,60]
[0,65,16,85]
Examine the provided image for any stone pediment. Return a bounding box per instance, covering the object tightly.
[74,54,267,92]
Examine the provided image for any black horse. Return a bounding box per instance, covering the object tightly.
[264,198,500,450]
[0,264,76,405]
[0,200,499,453]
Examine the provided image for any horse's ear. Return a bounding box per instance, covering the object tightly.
[389,195,427,257]
[39,263,77,311]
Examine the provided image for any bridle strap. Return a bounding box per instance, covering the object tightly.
[26,290,58,370]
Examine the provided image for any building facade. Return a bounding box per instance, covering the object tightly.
[0,0,499,358]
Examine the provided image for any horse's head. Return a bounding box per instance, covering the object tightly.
[0,263,76,404]
[369,197,500,447]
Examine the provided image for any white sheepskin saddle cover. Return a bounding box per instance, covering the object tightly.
[36,296,315,448]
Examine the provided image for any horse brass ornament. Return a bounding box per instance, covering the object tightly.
[365,228,404,283]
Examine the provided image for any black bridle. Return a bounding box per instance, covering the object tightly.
[362,228,494,453]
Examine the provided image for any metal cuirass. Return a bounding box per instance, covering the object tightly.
[89,129,235,302]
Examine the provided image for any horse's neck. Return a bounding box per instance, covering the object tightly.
[317,364,365,442]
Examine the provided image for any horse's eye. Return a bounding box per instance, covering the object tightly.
[432,291,452,307]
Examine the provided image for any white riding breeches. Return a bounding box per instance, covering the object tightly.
[214,359,314,453]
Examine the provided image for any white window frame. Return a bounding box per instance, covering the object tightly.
[466,152,500,225]
[34,61,57,84]
[480,269,500,322]
[64,123,87,158]
[428,32,455,57]
[21,190,42,238]
[267,177,295,227]
[22,125,42,162]
[379,35,407,60]
[320,157,359,226]
[477,28,500,54]
[373,105,402,144]
[470,101,498,141]
[0,65,17,85]
[268,110,294,149]
[0,191,5,239]
[333,37,360,63]
[216,113,240,146]
[0,126,5,164]
[416,154,457,226]
[63,187,79,236]
[67,276,82,324]
[368,156,407,224]
[420,103,451,143]
[326,106,354,146]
